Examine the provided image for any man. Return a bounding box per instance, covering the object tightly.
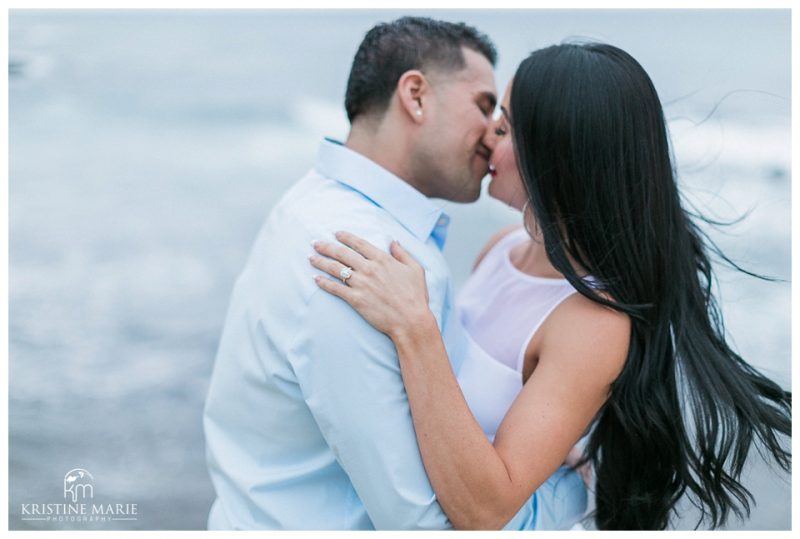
[203,16,584,530]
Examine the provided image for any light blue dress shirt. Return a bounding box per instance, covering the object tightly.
[203,138,545,530]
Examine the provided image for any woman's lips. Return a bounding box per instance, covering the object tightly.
[488,164,497,177]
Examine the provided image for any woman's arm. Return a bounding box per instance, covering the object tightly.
[389,313,521,529]
[389,298,628,529]
[310,231,629,529]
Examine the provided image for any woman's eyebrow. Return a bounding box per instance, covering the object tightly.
[500,105,511,122]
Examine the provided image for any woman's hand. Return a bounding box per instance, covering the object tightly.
[309,231,433,339]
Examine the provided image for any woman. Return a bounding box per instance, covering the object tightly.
[308,43,791,530]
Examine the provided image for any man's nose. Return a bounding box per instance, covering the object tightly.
[481,118,500,151]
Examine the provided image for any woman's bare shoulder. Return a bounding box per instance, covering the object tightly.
[540,290,631,383]
[472,224,523,272]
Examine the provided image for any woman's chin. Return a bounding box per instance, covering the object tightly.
[486,187,499,203]
[486,181,504,204]
[487,182,524,212]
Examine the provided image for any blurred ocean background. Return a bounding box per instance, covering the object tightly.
[8,9,790,530]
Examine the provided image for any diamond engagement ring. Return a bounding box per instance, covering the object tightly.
[339,266,353,285]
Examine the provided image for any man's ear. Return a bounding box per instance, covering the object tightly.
[396,70,428,123]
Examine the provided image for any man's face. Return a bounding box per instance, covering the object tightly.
[413,47,497,203]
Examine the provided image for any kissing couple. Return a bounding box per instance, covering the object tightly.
[203,16,791,530]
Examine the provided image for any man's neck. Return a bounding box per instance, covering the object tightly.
[344,126,429,197]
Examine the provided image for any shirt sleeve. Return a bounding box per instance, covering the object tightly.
[286,286,453,530]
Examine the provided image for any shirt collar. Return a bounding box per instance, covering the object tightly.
[314,138,451,249]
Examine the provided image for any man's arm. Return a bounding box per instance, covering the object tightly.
[286,286,453,530]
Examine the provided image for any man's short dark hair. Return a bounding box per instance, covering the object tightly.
[344,16,497,123]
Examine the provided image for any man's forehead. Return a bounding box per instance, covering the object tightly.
[450,48,497,98]
[459,47,495,79]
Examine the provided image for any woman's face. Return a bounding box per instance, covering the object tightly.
[485,80,527,211]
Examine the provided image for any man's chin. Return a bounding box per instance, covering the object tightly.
[438,175,483,203]
[455,184,483,203]
[465,192,482,203]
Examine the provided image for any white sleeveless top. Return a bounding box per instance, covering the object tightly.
[456,227,580,442]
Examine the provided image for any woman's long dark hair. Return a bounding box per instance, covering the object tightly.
[510,43,791,530]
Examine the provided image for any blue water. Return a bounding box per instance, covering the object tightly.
[8,9,790,530]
